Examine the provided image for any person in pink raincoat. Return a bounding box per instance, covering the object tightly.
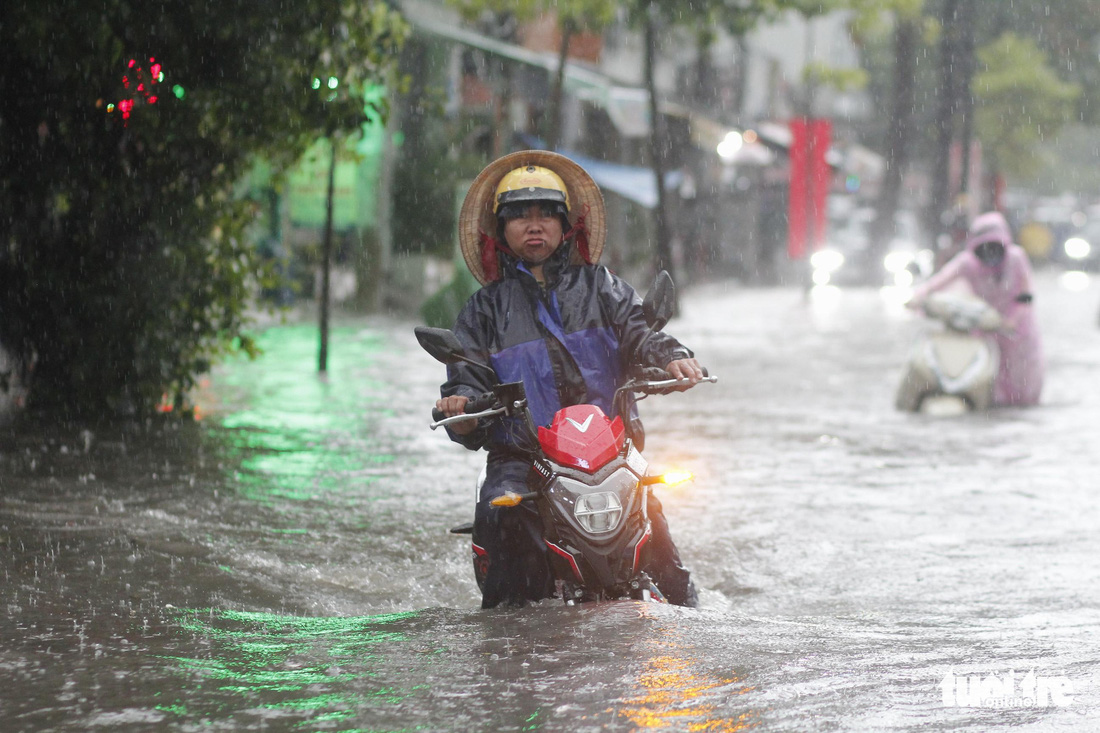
[909,211,1044,406]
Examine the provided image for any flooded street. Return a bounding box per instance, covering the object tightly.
[3,270,1099,731]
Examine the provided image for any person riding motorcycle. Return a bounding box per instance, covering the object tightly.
[435,150,705,609]
[908,211,1044,406]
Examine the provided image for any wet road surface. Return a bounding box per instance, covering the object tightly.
[2,269,1099,731]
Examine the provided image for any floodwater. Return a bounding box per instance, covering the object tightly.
[2,269,1099,731]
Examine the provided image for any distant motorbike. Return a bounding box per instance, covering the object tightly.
[416,273,715,604]
[895,292,1003,415]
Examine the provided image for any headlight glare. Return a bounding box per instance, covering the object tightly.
[883,251,912,273]
[1065,237,1091,260]
[811,249,845,273]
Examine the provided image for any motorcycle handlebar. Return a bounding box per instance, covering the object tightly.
[635,366,710,381]
[629,369,716,396]
[430,368,715,428]
[431,392,497,423]
[636,366,669,381]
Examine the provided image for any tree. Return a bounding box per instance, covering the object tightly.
[543,0,616,151]
[0,0,407,419]
[972,33,1081,201]
[641,5,675,288]
[297,12,407,375]
[446,0,532,158]
[624,0,780,293]
[965,0,1100,204]
[846,0,928,274]
[918,0,977,240]
[976,0,1100,127]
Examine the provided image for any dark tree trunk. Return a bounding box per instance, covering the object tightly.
[868,16,919,278]
[643,6,676,297]
[493,60,514,158]
[732,35,749,120]
[927,0,963,243]
[692,30,713,107]
[957,0,977,202]
[545,18,574,151]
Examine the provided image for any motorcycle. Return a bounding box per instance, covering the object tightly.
[895,291,1005,415]
[415,272,716,605]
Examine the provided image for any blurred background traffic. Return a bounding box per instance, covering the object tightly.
[2,0,1099,420]
[235,0,1100,313]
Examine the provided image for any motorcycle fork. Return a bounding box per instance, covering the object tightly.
[633,572,666,603]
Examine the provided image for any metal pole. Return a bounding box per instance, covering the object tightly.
[319,135,336,374]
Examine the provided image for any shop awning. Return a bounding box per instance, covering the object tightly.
[559,149,680,210]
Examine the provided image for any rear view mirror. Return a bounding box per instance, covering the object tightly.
[414,326,466,365]
[642,270,675,332]
[415,326,500,381]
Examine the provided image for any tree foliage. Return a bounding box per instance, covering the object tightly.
[973,32,1081,179]
[0,0,407,419]
[974,0,1100,126]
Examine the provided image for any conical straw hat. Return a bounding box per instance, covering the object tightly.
[458,150,606,285]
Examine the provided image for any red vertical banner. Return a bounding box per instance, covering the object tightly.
[787,118,809,260]
[809,118,831,252]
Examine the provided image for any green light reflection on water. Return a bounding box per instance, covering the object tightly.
[205,324,396,511]
[159,608,427,726]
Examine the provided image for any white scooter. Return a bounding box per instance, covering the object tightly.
[896,292,1003,415]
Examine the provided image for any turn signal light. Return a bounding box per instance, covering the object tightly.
[642,471,693,486]
[660,470,693,486]
[490,492,525,507]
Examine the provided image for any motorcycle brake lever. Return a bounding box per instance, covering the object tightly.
[637,375,718,393]
[429,405,507,431]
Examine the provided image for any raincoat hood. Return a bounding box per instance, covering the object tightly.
[912,208,1043,406]
[965,212,1013,253]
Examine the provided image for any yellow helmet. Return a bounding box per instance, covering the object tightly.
[493,165,570,214]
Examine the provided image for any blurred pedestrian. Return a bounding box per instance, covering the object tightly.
[908,211,1044,406]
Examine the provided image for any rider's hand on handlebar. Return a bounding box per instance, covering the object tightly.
[665,357,705,390]
[435,395,476,435]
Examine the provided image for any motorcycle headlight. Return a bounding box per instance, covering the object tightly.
[554,467,640,536]
[1065,237,1091,260]
[574,491,623,533]
[811,248,845,273]
[883,251,912,274]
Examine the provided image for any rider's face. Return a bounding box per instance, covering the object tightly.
[974,240,1005,267]
[502,204,564,265]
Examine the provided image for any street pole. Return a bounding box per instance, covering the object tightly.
[319,134,336,374]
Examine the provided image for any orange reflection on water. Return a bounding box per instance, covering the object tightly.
[617,651,755,731]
